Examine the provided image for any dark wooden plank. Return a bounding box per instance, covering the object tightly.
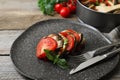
[0,56,120,80]
[0,30,120,80]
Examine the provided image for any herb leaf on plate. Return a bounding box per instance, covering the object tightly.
[44,49,69,69]
[56,58,69,69]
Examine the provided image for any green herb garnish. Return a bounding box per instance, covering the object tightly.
[44,49,69,69]
[38,0,68,15]
[64,38,68,45]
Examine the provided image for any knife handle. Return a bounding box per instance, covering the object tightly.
[105,48,120,58]
[115,25,120,37]
[93,42,120,57]
[107,25,120,42]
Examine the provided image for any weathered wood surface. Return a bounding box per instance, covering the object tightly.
[0,0,77,30]
[0,30,24,55]
[0,30,120,80]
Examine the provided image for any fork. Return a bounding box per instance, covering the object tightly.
[69,42,120,63]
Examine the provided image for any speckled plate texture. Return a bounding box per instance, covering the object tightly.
[10,19,119,80]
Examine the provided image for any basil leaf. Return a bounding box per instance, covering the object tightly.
[56,58,69,69]
[45,3,54,15]
[53,55,60,64]
[44,49,55,61]
[38,0,68,15]
[44,49,69,69]
[50,0,57,5]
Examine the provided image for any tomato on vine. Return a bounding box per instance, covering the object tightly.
[54,3,63,13]
[60,7,70,18]
[68,3,76,13]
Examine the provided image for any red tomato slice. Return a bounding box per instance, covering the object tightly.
[60,32,75,51]
[36,37,57,59]
[66,29,81,42]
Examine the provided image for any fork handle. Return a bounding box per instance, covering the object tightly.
[93,42,120,57]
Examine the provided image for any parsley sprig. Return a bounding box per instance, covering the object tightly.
[38,0,68,15]
[44,49,69,69]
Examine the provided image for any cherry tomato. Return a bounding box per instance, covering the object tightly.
[68,4,76,13]
[60,7,70,18]
[68,0,77,5]
[36,37,57,59]
[62,2,67,7]
[60,32,75,51]
[54,3,63,13]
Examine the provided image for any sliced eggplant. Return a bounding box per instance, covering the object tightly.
[47,30,85,56]
[78,33,83,44]
[59,31,75,52]
[58,33,68,55]
[61,30,77,52]
[64,29,81,43]
[75,37,86,52]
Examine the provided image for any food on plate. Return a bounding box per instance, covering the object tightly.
[36,29,85,69]
[80,0,120,13]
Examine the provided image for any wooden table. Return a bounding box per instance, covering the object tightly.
[0,31,120,80]
[0,0,120,80]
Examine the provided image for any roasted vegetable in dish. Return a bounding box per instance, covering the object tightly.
[80,0,120,13]
[36,29,85,69]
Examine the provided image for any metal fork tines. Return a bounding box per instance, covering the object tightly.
[70,42,120,63]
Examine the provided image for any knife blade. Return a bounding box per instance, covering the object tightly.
[69,55,107,74]
[69,47,120,75]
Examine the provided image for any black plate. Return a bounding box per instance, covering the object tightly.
[10,19,119,80]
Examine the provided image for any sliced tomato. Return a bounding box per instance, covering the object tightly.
[36,37,57,59]
[65,29,81,42]
[60,32,75,51]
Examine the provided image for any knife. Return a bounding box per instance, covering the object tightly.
[69,47,120,75]
[104,25,120,42]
